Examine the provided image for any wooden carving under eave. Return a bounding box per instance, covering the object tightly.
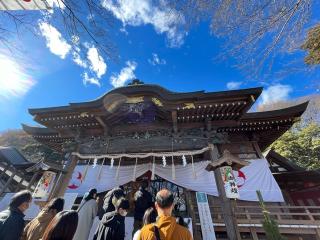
[206,149,248,172]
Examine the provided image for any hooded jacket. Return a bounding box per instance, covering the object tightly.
[139,215,193,240]
[21,209,55,240]
[93,211,125,240]
[0,207,25,240]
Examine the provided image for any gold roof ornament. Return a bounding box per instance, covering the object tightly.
[126,96,144,104]
[152,97,163,107]
[183,103,195,109]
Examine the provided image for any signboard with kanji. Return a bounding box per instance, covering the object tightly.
[220,166,240,199]
[33,171,56,200]
[196,192,216,240]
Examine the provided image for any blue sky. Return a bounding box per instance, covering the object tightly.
[0,0,319,131]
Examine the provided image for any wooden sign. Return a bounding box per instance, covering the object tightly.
[33,171,56,200]
[196,192,216,240]
[220,166,240,199]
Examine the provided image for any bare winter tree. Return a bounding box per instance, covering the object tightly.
[0,0,318,76]
[0,0,116,59]
[171,0,316,77]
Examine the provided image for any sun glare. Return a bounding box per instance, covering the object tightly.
[0,54,36,99]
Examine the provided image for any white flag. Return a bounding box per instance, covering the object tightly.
[0,0,52,10]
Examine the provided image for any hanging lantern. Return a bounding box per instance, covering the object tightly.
[172,156,175,180]
[82,159,91,182]
[115,158,121,181]
[97,158,105,181]
[182,155,187,167]
[191,155,197,179]
[132,158,138,181]
[162,156,166,167]
[92,158,98,168]
[110,158,114,169]
[151,156,155,180]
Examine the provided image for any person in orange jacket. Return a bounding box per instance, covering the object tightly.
[138,189,193,240]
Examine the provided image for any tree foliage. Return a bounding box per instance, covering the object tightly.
[302,23,320,65]
[0,130,62,163]
[257,190,286,240]
[271,122,320,170]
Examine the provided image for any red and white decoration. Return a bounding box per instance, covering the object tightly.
[33,170,56,200]
[66,158,284,202]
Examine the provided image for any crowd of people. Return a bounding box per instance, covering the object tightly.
[0,181,193,240]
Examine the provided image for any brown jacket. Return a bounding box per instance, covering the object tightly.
[21,210,55,240]
[139,215,192,240]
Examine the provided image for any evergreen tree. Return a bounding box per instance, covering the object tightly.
[257,190,286,240]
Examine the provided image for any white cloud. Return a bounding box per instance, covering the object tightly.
[71,44,107,87]
[87,46,107,78]
[39,22,71,59]
[110,61,137,88]
[82,72,101,87]
[72,50,87,68]
[0,54,36,99]
[102,0,185,47]
[148,53,166,66]
[260,84,292,105]
[227,81,243,90]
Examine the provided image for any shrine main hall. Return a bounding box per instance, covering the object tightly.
[22,79,320,240]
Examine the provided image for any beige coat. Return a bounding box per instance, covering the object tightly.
[22,209,55,240]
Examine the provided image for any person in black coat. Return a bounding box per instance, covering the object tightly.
[93,197,130,240]
[132,181,153,236]
[0,190,32,240]
[98,186,125,219]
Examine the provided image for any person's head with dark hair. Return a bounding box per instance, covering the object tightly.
[176,216,188,228]
[42,210,78,240]
[84,188,97,201]
[155,189,174,217]
[142,207,157,226]
[115,197,130,217]
[9,190,32,213]
[45,197,65,214]
[111,187,126,207]
[140,180,148,190]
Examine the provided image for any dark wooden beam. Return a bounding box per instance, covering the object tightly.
[171,111,178,133]
[95,116,110,135]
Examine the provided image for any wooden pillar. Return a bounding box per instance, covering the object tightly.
[53,155,79,197]
[0,169,17,196]
[27,171,40,190]
[208,145,241,240]
[213,168,241,240]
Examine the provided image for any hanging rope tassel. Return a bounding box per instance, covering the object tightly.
[151,156,155,180]
[115,158,121,181]
[98,158,105,181]
[191,155,197,179]
[82,159,91,182]
[132,158,138,181]
[172,156,176,180]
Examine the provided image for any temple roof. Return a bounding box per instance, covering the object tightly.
[22,81,308,153]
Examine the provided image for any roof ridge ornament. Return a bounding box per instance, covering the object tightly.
[128,78,144,85]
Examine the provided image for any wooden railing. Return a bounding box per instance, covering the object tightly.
[208,204,320,236]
